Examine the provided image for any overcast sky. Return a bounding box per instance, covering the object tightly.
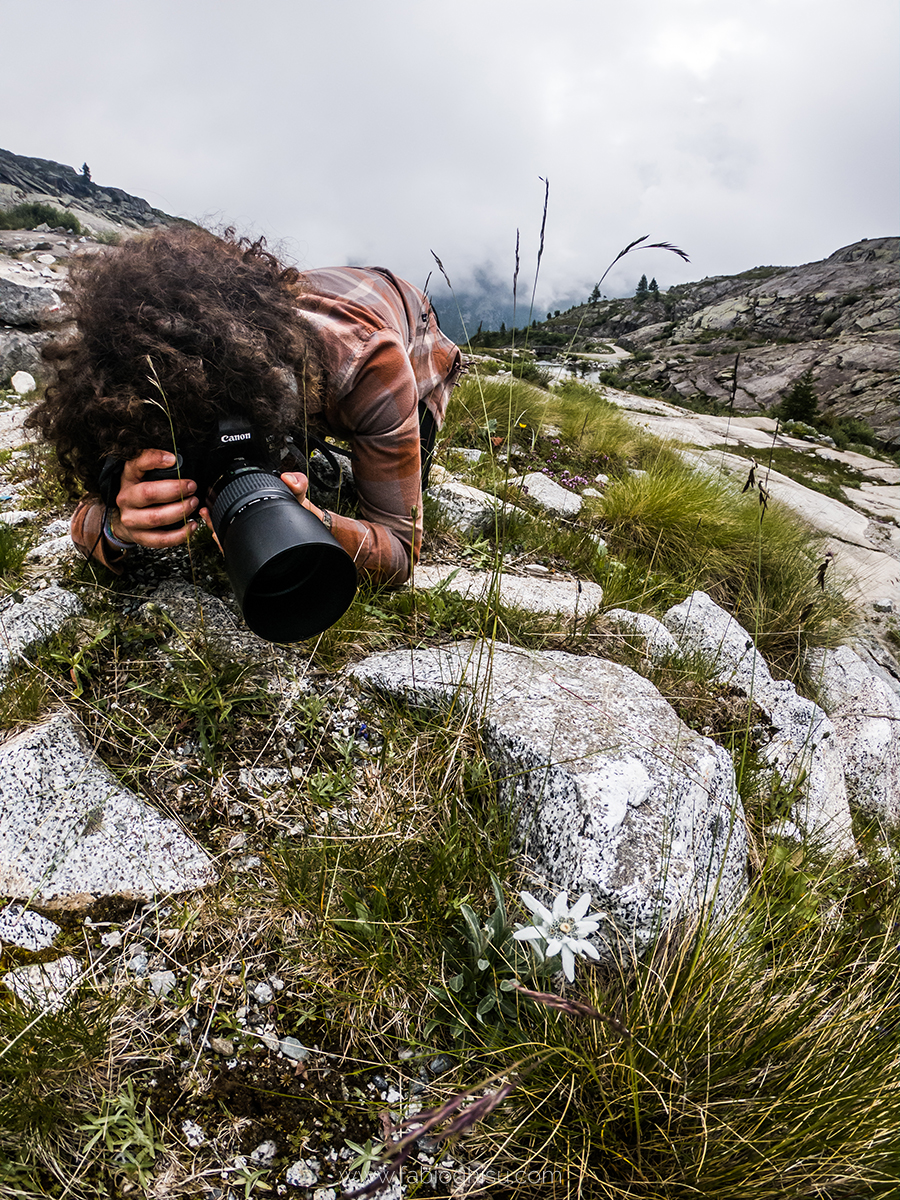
[4,0,897,311]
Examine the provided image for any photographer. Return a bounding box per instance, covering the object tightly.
[28,227,462,589]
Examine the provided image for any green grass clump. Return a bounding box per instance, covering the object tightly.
[0,202,82,235]
[473,862,900,1197]
[597,457,854,675]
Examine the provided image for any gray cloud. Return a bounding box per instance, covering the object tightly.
[4,0,897,308]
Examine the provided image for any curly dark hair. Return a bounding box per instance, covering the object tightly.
[27,225,325,496]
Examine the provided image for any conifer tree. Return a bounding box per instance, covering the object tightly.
[649,277,659,298]
[779,369,818,423]
[635,274,649,302]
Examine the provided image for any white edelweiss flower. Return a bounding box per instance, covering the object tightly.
[513,889,601,982]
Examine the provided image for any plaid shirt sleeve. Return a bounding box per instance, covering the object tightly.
[297,267,462,585]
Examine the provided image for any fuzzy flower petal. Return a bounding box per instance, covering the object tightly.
[569,893,593,922]
[519,891,554,926]
[560,944,576,982]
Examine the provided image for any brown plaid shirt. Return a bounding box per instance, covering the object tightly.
[71,266,461,586]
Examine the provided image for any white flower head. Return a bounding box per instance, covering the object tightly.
[513,889,601,981]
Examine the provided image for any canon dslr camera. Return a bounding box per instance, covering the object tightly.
[101,417,358,643]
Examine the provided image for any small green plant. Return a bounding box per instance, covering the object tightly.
[426,873,529,1039]
[0,202,82,234]
[0,521,33,580]
[78,1080,166,1188]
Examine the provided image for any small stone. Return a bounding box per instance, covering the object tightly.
[181,1118,206,1148]
[428,1055,456,1076]
[873,598,894,613]
[280,1036,309,1061]
[250,1139,278,1165]
[210,1036,235,1057]
[286,1160,319,1188]
[147,970,177,997]
[521,563,551,576]
[582,487,602,498]
[10,371,36,395]
[253,981,274,1004]
[594,473,610,485]
[3,955,81,1012]
[126,951,149,976]
[0,903,60,951]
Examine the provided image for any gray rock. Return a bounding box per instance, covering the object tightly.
[351,640,747,952]
[0,902,60,950]
[0,327,57,383]
[0,277,61,326]
[873,598,894,613]
[0,509,38,525]
[0,584,82,678]
[2,955,82,1012]
[280,1036,309,1061]
[448,446,483,463]
[805,644,900,824]
[605,609,680,663]
[10,371,35,395]
[426,475,514,534]
[414,565,603,618]
[509,472,582,517]
[0,713,216,907]
[663,592,855,855]
[141,579,284,665]
[148,969,177,997]
[26,535,76,567]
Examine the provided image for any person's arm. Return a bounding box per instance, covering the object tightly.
[306,335,424,586]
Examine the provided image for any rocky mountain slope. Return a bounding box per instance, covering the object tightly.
[539,237,899,445]
[0,146,176,235]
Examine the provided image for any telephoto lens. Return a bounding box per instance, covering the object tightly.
[206,463,358,642]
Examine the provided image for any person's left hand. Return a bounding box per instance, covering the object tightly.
[279,472,310,505]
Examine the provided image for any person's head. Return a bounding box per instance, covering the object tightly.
[28,226,322,496]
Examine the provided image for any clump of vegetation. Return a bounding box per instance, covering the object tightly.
[0,202,82,235]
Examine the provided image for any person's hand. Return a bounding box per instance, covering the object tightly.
[110,449,199,548]
[280,471,310,506]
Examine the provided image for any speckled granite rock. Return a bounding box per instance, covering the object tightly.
[663,591,855,855]
[0,713,216,908]
[805,644,900,825]
[414,565,603,618]
[510,472,583,517]
[351,640,747,952]
[0,584,82,678]
[426,472,518,534]
[604,608,681,663]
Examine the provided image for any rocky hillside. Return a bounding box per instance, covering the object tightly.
[0,146,176,235]
[538,237,899,445]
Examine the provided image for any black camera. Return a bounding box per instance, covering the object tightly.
[102,417,358,643]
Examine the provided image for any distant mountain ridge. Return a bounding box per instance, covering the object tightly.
[538,237,899,444]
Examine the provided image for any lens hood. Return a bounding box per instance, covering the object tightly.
[210,469,358,642]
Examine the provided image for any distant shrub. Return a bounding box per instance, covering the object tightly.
[0,202,82,235]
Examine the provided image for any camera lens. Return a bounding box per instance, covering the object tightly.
[208,467,357,642]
